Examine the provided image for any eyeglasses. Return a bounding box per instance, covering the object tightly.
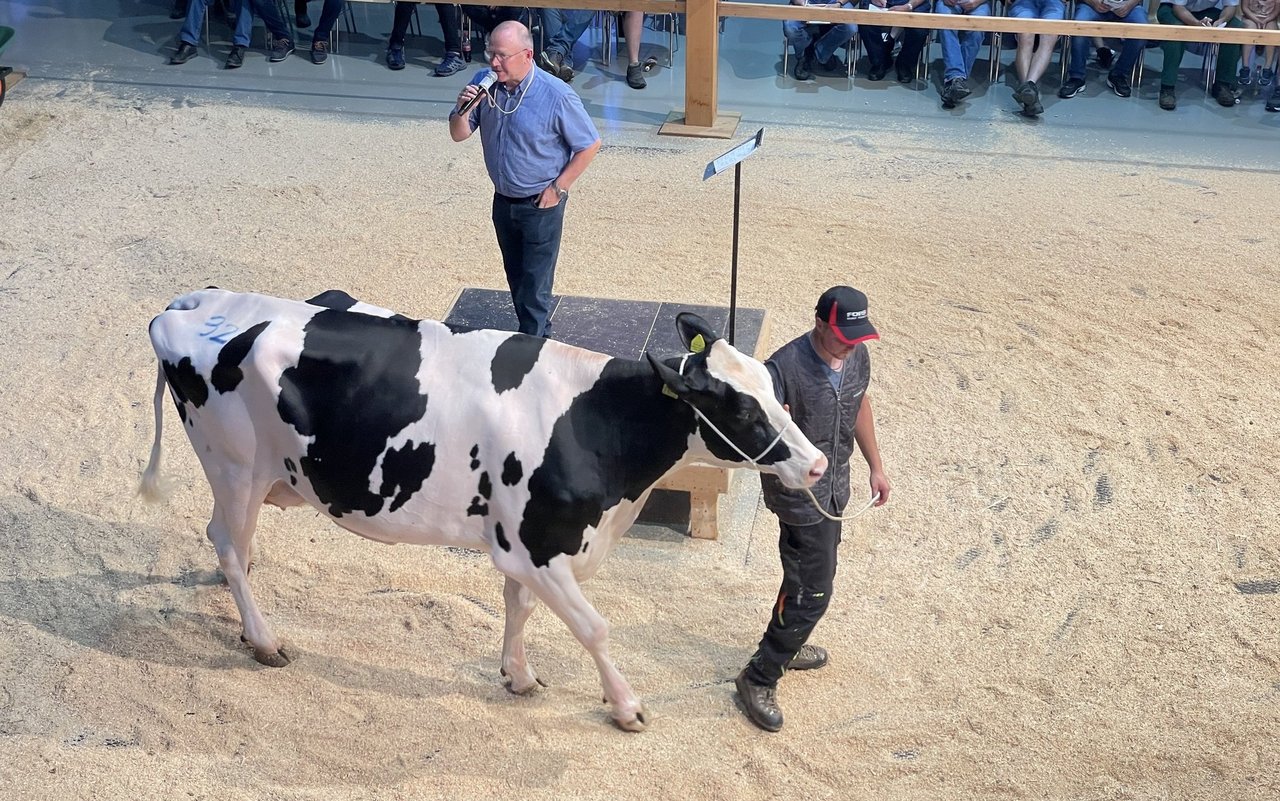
[484,48,529,64]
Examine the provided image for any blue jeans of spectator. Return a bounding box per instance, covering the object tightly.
[1067,4,1147,81]
[539,9,592,59]
[181,0,289,47]
[391,2,462,52]
[1009,0,1065,18]
[492,193,566,337]
[934,1,990,81]
[784,14,858,65]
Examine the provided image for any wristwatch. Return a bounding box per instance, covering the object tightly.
[553,181,569,201]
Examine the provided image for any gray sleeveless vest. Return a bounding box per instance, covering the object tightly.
[760,333,870,526]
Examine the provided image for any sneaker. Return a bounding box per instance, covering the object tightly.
[434,51,466,77]
[1267,87,1280,111]
[536,49,562,75]
[626,62,646,89]
[945,76,971,103]
[1239,66,1253,87]
[386,45,405,71]
[310,38,328,65]
[1058,76,1086,99]
[1261,68,1275,87]
[1212,82,1237,107]
[1014,80,1037,110]
[734,670,783,732]
[1096,46,1114,69]
[816,55,843,74]
[793,46,814,81]
[785,644,829,671]
[1159,85,1176,111]
[169,41,198,65]
[225,44,245,69]
[1107,72,1132,98]
[269,38,293,63]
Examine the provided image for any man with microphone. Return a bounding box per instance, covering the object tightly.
[449,21,601,338]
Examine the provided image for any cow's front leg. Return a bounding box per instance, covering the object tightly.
[499,575,545,694]
[523,563,648,732]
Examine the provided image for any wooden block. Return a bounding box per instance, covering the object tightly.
[658,110,742,140]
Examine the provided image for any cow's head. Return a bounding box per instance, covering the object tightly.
[646,313,827,489]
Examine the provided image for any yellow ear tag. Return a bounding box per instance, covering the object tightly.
[662,384,678,399]
[690,334,706,354]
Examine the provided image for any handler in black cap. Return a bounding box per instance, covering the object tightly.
[735,285,892,732]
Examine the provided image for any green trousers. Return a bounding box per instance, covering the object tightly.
[1157,4,1244,89]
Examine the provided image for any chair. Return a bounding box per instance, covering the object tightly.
[780,23,858,82]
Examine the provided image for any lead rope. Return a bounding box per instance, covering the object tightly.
[676,354,880,523]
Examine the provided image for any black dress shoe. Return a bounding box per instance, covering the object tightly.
[735,670,783,732]
[867,65,888,81]
[169,42,198,65]
[225,45,245,69]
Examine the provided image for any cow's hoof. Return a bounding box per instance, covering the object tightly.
[500,667,547,695]
[253,646,292,667]
[612,707,648,733]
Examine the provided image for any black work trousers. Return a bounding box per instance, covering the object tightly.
[745,515,841,688]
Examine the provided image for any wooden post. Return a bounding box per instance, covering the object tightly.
[659,0,741,137]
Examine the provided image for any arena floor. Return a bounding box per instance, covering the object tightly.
[1,3,1278,801]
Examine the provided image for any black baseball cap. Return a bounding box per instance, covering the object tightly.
[816,286,879,346]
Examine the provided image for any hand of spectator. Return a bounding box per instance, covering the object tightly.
[871,0,889,8]
[888,2,912,10]
[960,0,984,11]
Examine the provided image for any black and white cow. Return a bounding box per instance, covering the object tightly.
[141,288,826,731]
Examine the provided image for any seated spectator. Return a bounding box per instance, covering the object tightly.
[1058,0,1147,101]
[386,2,467,75]
[169,0,294,68]
[784,0,858,82]
[858,0,932,83]
[461,5,530,39]
[290,0,343,63]
[1156,0,1244,110]
[536,8,592,82]
[934,0,992,108]
[1007,0,1065,117]
[1237,0,1279,88]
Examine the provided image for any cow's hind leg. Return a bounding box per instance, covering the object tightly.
[508,561,647,732]
[206,476,290,667]
[499,576,547,695]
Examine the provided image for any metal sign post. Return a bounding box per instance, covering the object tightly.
[703,127,764,346]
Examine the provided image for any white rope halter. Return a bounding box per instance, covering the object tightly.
[676,353,879,523]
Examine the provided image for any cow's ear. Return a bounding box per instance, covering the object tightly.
[646,353,691,399]
[675,313,720,354]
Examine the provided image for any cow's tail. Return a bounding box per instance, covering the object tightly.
[138,362,173,502]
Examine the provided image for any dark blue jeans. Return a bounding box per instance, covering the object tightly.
[492,193,566,337]
[302,0,344,39]
[746,515,841,688]
[539,8,592,58]
[180,0,289,46]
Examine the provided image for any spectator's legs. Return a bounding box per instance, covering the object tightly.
[1156,3,1186,90]
[1067,5,1104,81]
[783,20,814,63]
[1214,17,1244,87]
[934,3,967,81]
[859,25,891,73]
[959,4,989,77]
[312,0,344,39]
[178,0,215,46]
[814,22,857,65]
[250,0,292,41]
[624,11,643,65]
[232,0,254,46]
[1112,6,1147,79]
[389,1,414,49]
[436,4,462,55]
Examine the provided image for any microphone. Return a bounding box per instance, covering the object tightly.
[456,70,497,116]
